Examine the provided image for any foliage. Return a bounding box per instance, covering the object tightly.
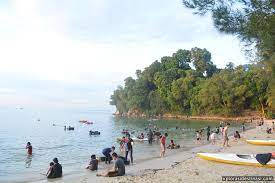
[110,48,272,117]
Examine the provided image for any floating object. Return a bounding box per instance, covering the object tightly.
[197,153,275,168]
[99,156,113,162]
[67,126,74,130]
[89,130,100,135]
[246,140,275,146]
[79,120,93,124]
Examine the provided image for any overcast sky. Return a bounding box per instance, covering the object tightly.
[0,0,247,110]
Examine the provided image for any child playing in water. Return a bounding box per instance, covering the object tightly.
[210,131,217,145]
[86,155,98,171]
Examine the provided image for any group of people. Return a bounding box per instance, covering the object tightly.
[196,122,244,147]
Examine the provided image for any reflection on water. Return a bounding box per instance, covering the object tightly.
[25,155,32,168]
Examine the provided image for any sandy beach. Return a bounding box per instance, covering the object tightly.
[32,120,275,183]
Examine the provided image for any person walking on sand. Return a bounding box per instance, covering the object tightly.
[223,123,230,147]
[160,133,168,157]
[272,122,275,132]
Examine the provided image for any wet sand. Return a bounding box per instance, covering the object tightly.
[32,120,275,183]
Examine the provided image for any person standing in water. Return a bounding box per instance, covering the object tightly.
[102,146,115,164]
[125,135,134,165]
[223,123,230,147]
[148,129,153,144]
[160,133,168,157]
[242,123,245,132]
[206,126,210,141]
[26,142,32,155]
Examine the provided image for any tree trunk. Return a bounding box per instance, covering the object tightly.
[260,101,265,117]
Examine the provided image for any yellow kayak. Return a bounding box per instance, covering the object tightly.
[246,140,275,146]
[197,153,275,168]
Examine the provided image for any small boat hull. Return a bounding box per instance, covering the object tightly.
[246,140,275,146]
[197,153,275,168]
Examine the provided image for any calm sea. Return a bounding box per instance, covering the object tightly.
[0,108,245,182]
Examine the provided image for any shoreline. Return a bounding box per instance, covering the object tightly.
[113,111,264,123]
[31,120,275,183]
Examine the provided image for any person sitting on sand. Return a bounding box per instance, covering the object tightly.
[86,154,98,171]
[26,142,32,155]
[47,158,62,179]
[160,133,168,157]
[46,162,54,177]
[167,140,180,149]
[210,131,217,145]
[266,127,272,134]
[97,152,125,177]
[233,131,241,141]
[102,146,115,164]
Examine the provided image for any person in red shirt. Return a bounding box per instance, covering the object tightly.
[160,133,168,158]
[26,142,32,155]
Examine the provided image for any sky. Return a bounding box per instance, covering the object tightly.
[0,0,248,111]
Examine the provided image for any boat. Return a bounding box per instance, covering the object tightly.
[197,153,275,168]
[246,140,275,146]
[79,120,93,124]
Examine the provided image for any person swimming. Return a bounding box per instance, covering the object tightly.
[137,133,144,139]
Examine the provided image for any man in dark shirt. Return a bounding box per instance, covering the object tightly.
[47,158,62,179]
[102,146,115,164]
[125,135,134,165]
[148,129,153,144]
[97,152,125,177]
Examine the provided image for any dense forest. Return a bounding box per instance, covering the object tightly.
[110,0,274,118]
[110,48,272,117]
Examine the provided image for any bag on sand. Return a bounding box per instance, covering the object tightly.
[255,153,272,165]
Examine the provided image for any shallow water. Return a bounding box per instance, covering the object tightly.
[0,108,246,182]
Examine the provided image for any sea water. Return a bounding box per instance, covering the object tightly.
[0,108,245,182]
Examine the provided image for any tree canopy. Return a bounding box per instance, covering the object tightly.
[110,48,272,117]
[181,0,274,113]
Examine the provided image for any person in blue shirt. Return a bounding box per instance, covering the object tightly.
[102,146,115,164]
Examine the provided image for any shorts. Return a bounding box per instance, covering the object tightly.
[107,170,119,177]
[224,136,229,141]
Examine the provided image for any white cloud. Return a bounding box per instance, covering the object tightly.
[0,0,248,109]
